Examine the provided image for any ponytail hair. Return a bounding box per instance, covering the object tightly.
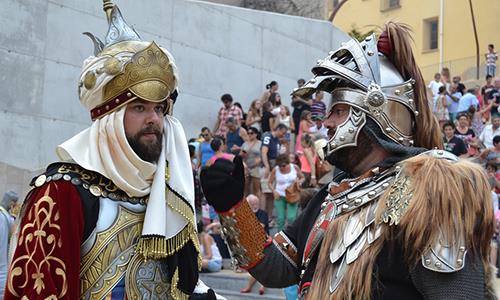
[266,80,278,90]
[378,22,442,149]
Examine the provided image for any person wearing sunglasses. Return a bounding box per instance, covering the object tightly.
[197,127,215,170]
[240,127,262,201]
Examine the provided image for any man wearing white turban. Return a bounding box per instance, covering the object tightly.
[5,2,216,299]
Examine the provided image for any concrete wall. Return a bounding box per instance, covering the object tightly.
[0,0,348,197]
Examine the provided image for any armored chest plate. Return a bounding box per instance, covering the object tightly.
[80,198,172,300]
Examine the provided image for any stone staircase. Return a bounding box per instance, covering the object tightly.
[200,267,285,300]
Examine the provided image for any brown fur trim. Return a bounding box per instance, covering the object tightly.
[379,155,494,268]
[485,264,498,299]
[383,22,442,150]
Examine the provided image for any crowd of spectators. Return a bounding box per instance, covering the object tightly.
[429,63,500,274]
[188,79,331,298]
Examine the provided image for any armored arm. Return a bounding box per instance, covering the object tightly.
[410,252,494,299]
[200,158,301,287]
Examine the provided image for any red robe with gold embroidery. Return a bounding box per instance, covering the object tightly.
[5,181,83,299]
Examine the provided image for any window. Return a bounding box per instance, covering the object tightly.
[423,18,439,51]
[389,0,400,8]
[380,0,400,11]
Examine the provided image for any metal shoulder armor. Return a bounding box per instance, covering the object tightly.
[421,233,467,273]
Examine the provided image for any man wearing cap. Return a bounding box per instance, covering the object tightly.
[308,114,328,139]
[5,3,215,300]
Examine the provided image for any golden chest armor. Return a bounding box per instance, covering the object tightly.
[79,198,172,300]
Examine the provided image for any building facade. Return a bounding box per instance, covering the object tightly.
[330,0,500,82]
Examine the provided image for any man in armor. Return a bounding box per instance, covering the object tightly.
[5,2,216,299]
[201,22,496,299]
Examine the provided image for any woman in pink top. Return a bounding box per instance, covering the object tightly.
[206,136,234,166]
[295,110,313,153]
[299,133,317,187]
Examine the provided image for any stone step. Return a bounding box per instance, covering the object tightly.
[200,271,285,299]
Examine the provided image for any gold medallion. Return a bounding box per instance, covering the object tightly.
[83,71,97,90]
[103,57,121,75]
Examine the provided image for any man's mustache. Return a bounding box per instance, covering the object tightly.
[138,125,162,137]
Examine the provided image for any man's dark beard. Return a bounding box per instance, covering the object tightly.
[127,126,163,163]
[326,130,374,174]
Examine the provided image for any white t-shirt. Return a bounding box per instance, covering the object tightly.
[479,124,500,148]
[309,124,328,138]
[428,80,443,97]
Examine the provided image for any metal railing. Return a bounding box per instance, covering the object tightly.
[419,55,491,84]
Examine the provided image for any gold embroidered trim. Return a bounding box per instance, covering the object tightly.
[135,222,200,261]
[166,187,195,225]
[8,185,68,298]
[170,267,189,300]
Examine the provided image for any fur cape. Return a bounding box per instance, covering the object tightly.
[308,154,495,299]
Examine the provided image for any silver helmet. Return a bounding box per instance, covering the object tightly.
[293,34,418,158]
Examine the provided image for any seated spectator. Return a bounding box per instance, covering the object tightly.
[479,135,500,164]
[480,114,500,149]
[309,113,328,138]
[454,113,479,156]
[482,75,495,123]
[486,77,500,118]
[205,221,231,259]
[225,117,248,155]
[311,90,326,118]
[197,127,214,169]
[246,99,262,133]
[443,121,468,157]
[240,194,269,295]
[197,222,222,273]
[206,136,234,166]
